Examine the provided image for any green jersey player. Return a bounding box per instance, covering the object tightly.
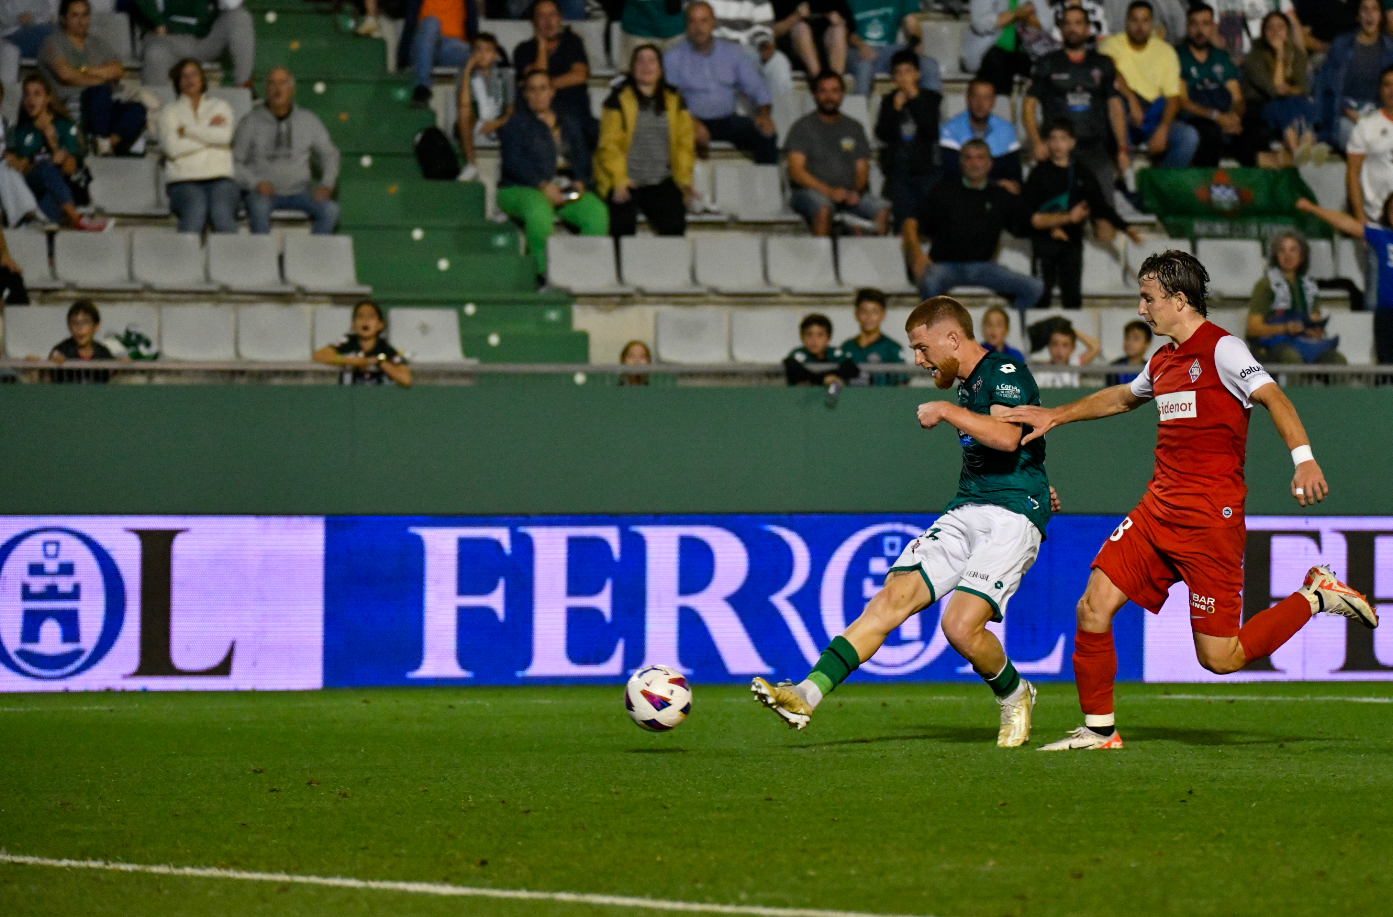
[753,296,1060,747]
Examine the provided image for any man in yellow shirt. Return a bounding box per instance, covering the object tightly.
[1100,0,1198,167]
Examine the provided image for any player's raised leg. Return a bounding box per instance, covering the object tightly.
[751,569,932,730]
[1039,568,1129,751]
[939,590,1037,747]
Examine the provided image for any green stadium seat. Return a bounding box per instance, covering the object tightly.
[338,178,487,227]
[256,34,388,81]
[297,79,416,119]
[330,109,436,156]
[352,227,535,296]
[252,9,350,42]
[341,152,422,186]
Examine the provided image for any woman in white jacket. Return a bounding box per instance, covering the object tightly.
[160,57,238,233]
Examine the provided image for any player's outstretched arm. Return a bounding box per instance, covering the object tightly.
[917,401,1023,452]
[1249,382,1329,507]
[1001,385,1147,445]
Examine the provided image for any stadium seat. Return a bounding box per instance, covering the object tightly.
[207,234,293,293]
[693,233,773,294]
[766,236,843,293]
[386,307,467,362]
[2,304,66,358]
[546,235,629,294]
[209,86,254,124]
[730,309,802,363]
[1298,162,1347,212]
[90,12,135,64]
[53,230,139,290]
[1307,239,1337,281]
[160,304,237,361]
[920,18,967,77]
[1098,307,1160,362]
[338,179,488,227]
[99,303,161,353]
[618,236,698,294]
[836,236,914,292]
[1207,307,1247,338]
[352,228,535,296]
[284,235,372,294]
[131,230,214,291]
[1081,240,1132,296]
[714,163,789,222]
[480,19,536,64]
[771,90,810,144]
[995,235,1032,277]
[655,308,729,363]
[1335,237,1366,292]
[1196,239,1265,299]
[572,18,611,73]
[312,305,354,350]
[237,304,314,361]
[6,230,58,290]
[87,156,163,216]
[1326,311,1375,364]
[840,94,872,139]
[1024,308,1098,361]
[1126,235,1191,276]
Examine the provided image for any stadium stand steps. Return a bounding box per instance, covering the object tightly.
[338,179,489,228]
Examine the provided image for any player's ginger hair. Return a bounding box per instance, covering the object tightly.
[905,296,975,339]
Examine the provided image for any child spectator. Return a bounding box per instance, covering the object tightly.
[874,49,942,230]
[1244,229,1346,366]
[1031,317,1100,388]
[1106,318,1151,384]
[160,57,238,234]
[48,298,112,383]
[10,74,107,231]
[1298,194,1393,363]
[0,81,44,228]
[981,305,1025,361]
[456,33,513,183]
[620,339,652,386]
[39,0,146,156]
[840,287,906,386]
[1022,118,1140,309]
[596,43,696,238]
[313,300,414,386]
[785,69,888,236]
[785,312,860,385]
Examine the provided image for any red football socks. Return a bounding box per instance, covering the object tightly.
[1073,629,1117,716]
[1238,593,1314,664]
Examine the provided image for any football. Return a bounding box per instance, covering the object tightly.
[624,665,692,731]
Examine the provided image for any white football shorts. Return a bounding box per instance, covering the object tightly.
[887,503,1042,621]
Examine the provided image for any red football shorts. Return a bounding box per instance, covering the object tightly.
[1092,501,1246,638]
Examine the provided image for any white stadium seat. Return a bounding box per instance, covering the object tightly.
[693,233,772,294]
[208,234,293,293]
[1335,237,1366,291]
[88,156,163,216]
[161,304,237,361]
[1206,307,1247,339]
[1098,307,1161,363]
[766,236,843,293]
[619,236,698,294]
[209,86,254,124]
[714,163,790,222]
[730,309,802,363]
[312,305,354,351]
[53,230,139,290]
[995,235,1032,277]
[1126,235,1191,276]
[132,229,214,291]
[547,235,628,294]
[2,304,67,358]
[655,308,729,363]
[1298,162,1347,212]
[836,236,914,293]
[1306,239,1337,281]
[6,230,57,289]
[1326,311,1375,364]
[236,304,313,362]
[1195,238,1265,299]
[387,307,466,362]
[284,235,371,295]
[1081,240,1132,296]
[920,19,966,78]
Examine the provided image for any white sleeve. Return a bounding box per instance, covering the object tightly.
[1214,335,1274,408]
[1128,357,1154,400]
[1347,117,1370,156]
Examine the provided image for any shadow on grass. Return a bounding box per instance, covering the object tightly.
[627,747,688,754]
[1123,726,1351,746]
[787,726,994,748]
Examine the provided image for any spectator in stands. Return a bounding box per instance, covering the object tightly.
[902,138,1041,312]
[1317,0,1393,151]
[136,0,255,91]
[314,300,414,387]
[1024,5,1127,201]
[408,0,477,108]
[840,287,906,385]
[1023,118,1140,309]
[666,2,779,164]
[0,82,44,228]
[456,33,513,183]
[1345,67,1393,236]
[1245,229,1346,366]
[875,49,941,230]
[355,0,383,37]
[10,74,107,231]
[619,339,653,386]
[1298,194,1393,363]
[785,312,860,385]
[1241,11,1320,168]
[1290,0,1358,56]
[233,67,341,236]
[1100,1,1198,169]
[1103,0,1183,42]
[786,69,888,236]
[620,0,688,64]
[40,0,146,156]
[705,0,791,94]
[1106,318,1150,384]
[981,305,1025,361]
[770,0,851,78]
[160,57,238,234]
[846,0,929,96]
[1044,0,1108,44]
[941,78,1022,186]
[1032,316,1100,388]
[513,0,597,149]
[48,298,112,383]
[497,69,608,277]
[596,44,695,238]
[0,225,29,303]
[967,0,1045,96]
[1177,3,1247,168]
[1,0,58,87]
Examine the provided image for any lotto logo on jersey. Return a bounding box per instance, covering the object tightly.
[1156,391,1197,421]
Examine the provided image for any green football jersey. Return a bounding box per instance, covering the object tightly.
[943,350,1051,536]
[840,333,907,386]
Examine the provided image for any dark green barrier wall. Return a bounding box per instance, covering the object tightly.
[2,386,1387,516]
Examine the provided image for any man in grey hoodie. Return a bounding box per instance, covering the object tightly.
[232,66,341,234]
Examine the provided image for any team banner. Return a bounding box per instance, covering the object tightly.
[1138,167,1330,241]
[2,516,1389,691]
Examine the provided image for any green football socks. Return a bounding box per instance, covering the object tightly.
[803,636,862,703]
[982,659,1022,699]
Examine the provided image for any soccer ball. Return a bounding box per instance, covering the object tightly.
[624,665,692,732]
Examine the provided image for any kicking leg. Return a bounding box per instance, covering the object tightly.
[1039,568,1129,751]
[752,570,931,730]
[940,591,1036,747]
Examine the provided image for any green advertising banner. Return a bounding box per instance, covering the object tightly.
[1138,167,1330,240]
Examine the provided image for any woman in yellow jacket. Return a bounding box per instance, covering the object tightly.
[595,44,696,238]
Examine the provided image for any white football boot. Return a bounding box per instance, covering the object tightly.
[1301,565,1378,629]
[750,677,812,730]
[1038,726,1125,751]
[997,680,1037,747]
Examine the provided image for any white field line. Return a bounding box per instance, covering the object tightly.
[1147,694,1393,703]
[0,854,940,917]
[0,706,121,713]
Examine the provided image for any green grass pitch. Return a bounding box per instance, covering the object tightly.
[2,682,1390,917]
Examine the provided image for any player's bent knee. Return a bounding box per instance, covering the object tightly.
[1076,593,1111,631]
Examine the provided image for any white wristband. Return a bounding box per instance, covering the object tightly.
[1291,445,1314,467]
